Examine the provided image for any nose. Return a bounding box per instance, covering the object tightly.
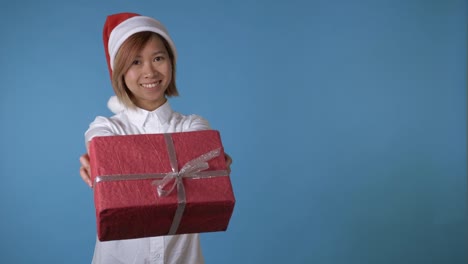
[143,63,158,78]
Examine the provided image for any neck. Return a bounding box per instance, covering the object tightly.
[134,97,167,111]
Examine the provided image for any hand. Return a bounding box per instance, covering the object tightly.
[79,153,92,188]
[225,153,232,174]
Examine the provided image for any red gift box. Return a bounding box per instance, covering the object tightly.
[89,130,235,241]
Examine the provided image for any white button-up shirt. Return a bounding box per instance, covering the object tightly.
[85,100,210,264]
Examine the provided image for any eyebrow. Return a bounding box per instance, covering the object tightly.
[151,51,167,56]
[134,51,167,57]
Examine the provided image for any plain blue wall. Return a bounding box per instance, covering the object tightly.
[0,0,466,263]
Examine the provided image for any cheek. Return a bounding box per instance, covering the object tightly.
[124,70,138,86]
[165,64,173,81]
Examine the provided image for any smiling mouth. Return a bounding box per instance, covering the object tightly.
[140,80,161,88]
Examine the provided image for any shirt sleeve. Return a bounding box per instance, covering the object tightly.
[84,116,118,144]
[184,114,211,132]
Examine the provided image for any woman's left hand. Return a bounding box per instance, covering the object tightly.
[225,153,232,174]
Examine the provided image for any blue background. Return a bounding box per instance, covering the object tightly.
[0,0,466,263]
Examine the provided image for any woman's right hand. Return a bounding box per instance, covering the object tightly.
[79,153,93,188]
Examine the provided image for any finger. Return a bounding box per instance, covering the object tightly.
[80,154,92,176]
[224,153,232,174]
[80,154,90,168]
[224,153,232,166]
[80,166,93,188]
[79,154,92,188]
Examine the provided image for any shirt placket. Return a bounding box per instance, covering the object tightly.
[150,236,165,264]
[146,112,165,264]
[142,113,163,134]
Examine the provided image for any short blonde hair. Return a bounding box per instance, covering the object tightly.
[111,31,178,108]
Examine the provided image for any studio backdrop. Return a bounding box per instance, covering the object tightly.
[0,0,466,263]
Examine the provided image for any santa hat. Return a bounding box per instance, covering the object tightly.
[103,12,177,79]
[103,12,177,113]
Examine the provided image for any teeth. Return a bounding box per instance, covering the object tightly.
[141,81,160,88]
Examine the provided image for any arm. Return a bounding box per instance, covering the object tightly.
[186,115,233,173]
[80,116,117,188]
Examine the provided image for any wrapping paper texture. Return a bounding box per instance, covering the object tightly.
[89,130,235,241]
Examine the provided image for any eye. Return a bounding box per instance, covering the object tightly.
[154,56,164,62]
[132,59,141,65]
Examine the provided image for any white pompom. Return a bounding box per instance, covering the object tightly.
[107,95,125,114]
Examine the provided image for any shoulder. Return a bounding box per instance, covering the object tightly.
[170,112,211,132]
[89,113,127,129]
[85,113,127,142]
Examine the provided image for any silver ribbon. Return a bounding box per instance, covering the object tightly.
[94,133,228,235]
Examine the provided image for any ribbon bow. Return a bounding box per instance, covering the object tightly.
[152,133,224,235]
[153,148,222,197]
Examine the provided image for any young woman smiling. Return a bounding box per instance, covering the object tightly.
[79,12,232,264]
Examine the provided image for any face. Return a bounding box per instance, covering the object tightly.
[124,35,172,111]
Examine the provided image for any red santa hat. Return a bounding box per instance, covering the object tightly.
[103,12,177,79]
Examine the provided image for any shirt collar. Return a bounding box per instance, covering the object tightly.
[125,100,173,128]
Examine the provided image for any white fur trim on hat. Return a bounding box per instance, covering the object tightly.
[107,95,126,114]
[108,16,177,70]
